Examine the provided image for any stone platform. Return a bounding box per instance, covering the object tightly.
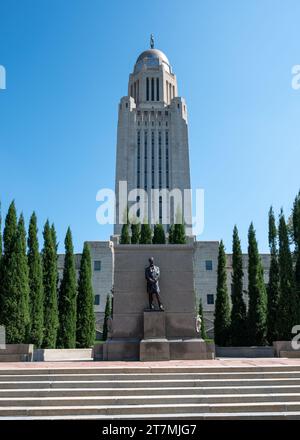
[0,360,300,419]
[103,244,214,360]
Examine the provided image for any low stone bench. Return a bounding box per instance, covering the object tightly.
[273,341,300,358]
[0,344,34,362]
[216,346,275,358]
[33,348,94,362]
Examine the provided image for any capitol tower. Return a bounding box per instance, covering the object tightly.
[114,36,192,235]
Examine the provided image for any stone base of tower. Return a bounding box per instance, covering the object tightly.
[103,244,215,361]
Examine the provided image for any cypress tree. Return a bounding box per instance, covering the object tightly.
[102,294,112,341]
[152,224,166,244]
[247,223,267,346]
[198,298,207,339]
[0,202,3,310]
[120,223,130,244]
[18,214,31,342]
[140,222,152,244]
[278,211,297,340]
[76,242,95,348]
[168,225,175,244]
[42,220,59,348]
[173,222,186,244]
[230,226,247,346]
[0,201,2,262]
[131,222,140,244]
[27,212,44,348]
[0,202,17,326]
[267,207,280,344]
[214,240,231,346]
[0,209,30,343]
[292,192,300,322]
[57,228,77,348]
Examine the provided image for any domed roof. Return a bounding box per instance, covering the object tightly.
[134,49,171,73]
[136,49,170,66]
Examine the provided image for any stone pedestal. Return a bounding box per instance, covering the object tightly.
[104,244,215,360]
[140,311,170,361]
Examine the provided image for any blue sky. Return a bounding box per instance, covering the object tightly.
[0,0,299,253]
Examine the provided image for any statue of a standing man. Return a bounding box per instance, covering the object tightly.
[145,257,164,311]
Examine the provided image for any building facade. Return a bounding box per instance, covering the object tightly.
[114,43,192,235]
[58,42,271,338]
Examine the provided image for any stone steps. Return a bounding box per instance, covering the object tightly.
[1,364,300,419]
[3,378,300,389]
[2,384,300,397]
[1,371,300,381]
[1,392,300,407]
[1,365,300,374]
[2,401,300,417]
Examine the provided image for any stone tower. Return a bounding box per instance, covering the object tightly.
[114,38,192,235]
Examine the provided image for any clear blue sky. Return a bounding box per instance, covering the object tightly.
[0,0,299,253]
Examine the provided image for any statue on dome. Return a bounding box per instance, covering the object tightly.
[150,34,154,49]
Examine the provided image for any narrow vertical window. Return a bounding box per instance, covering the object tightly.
[156,78,159,101]
[166,131,169,189]
[144,131,148,190]
[151,78,154,101]
[137,131,140,188]
[158,131,162,189]
[146,77,149,101]
[151,131,155,189]
[159,196,162,223]
[166,80,169,103]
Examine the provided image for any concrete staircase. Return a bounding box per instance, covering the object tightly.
[1,364,300,419]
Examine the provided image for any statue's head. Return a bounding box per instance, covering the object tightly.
[149,257,154,266]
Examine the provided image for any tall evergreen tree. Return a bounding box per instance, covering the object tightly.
[140,222,152,244]
[18,214,31,342]
[247,223,267,345]
[267,207,280,344]
[0,201,2,263]
[0,208,30,343]
[131,222,140,244]
[120,223,130,244]
[57,228,77,348]
[292,192,300,322]
[102,294,112,341]
[152,224,166,244]
[0,202,18,326]
[278,211,297,340]
[27,212,44,347]
[0,202,3,307]
[214,240,231,346]
[173,222,186,244]
[230,226,247,346]
[168,224,175,244]
[76,242,95,347]
[198,298,207,339]
[42,220,59,348]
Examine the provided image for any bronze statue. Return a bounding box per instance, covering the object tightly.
[145,257,164,311]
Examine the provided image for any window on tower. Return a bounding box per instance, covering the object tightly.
[144,131,148,190]
[151,78,154,101]
[146,78,149,101]
[158,131,162,189]
[156,78,159,101]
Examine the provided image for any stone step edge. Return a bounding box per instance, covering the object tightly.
[1,365,300,374]
[1,411,300,420]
